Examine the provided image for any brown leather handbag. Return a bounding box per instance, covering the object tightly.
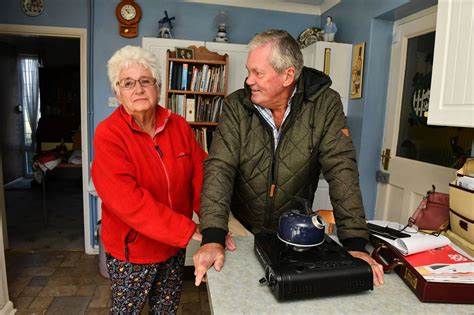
[408,185,450,231]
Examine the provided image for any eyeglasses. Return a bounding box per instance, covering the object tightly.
[117,77,156,89]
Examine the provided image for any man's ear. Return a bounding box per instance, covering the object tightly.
[283,67,296,87]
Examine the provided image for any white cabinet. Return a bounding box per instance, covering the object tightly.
[205,42,248,94]
[428,0,474,128]
[301,41,352,114]
[143,38,249,103]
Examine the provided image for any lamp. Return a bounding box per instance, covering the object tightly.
[213,10,230,43]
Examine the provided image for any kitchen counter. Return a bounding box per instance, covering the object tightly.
[206,236,474,314]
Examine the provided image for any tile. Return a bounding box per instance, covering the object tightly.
[60,252,82,267]
[29,276,50,286]
[85,308,109,315]
[76,285,96,297]
[45,296,91,315]
[22,267,56,277]
[38,285,78,297]
[180,289,200,304]
[87,285,111,308]
[8,275,33,298]
[29,296,54,310]
[12,296,35,310]
[20,285,43,297]
[181,302,202,315]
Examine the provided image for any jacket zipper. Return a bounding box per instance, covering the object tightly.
[155,144,173,209]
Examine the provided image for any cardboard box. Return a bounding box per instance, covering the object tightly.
[446,229,474,257]
[449,183,474,221]
[448,209,474,244]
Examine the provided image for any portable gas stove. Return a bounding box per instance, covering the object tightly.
[254,232,373,301]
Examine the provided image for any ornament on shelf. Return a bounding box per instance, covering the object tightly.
[213,10,230,43]
[158,11,175,38]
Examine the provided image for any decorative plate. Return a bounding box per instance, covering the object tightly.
[21,0,44,17]
[297,27,323,49]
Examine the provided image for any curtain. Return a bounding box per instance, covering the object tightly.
[19,56,41,151]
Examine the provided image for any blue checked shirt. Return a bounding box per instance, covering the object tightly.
[253,88,296,151]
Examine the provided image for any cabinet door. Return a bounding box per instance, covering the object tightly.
[142,38,204,105]
[428,0,474,127]
[205,42,249,94]
[302,42,351,114]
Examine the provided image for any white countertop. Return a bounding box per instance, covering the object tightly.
[206,236,474,315]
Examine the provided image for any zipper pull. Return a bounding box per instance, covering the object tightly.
[155,145,163,157]
[269,184,276,197]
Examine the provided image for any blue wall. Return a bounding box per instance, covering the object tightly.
[91,0,319,130]
[1,0,437,225]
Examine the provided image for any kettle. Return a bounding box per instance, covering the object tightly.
[277,197,326,247]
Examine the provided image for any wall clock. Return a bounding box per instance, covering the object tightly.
[116,0,142,38]
[21,0,44,17]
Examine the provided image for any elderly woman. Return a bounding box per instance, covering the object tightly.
[92,45,210,314]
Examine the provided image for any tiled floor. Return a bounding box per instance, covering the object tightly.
[5,250,211,314]
[4,178,210,314]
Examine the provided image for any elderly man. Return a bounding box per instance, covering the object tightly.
[194,30,384,287]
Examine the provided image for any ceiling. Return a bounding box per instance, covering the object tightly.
[181,0,340,15]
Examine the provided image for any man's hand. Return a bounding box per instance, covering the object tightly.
[348,250,384,286]
[193,243,225,286]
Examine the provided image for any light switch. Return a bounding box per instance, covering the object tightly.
[108,97,119,107]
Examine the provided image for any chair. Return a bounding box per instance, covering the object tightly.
[316,209,335,234]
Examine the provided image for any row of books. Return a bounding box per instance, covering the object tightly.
[168,95,224,123]
[168,61,226,93]
[193,127,214,153]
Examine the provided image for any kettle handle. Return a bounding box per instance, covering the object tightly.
[290,196,313,215]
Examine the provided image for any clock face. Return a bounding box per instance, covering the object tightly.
[21,0,44,17]
[120,4,137,21]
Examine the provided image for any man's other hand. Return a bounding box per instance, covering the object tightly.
[348,250,384,286]
[193,243,225,286]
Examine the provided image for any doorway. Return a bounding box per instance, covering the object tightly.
[0,25,91,253]
[1,35,84,252]
[375,8,473,223]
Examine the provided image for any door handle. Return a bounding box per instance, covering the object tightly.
[381,149,391,170]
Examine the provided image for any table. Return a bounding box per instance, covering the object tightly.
[206,236,474,314]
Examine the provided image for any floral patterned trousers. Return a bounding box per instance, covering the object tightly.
[106,249,185,314]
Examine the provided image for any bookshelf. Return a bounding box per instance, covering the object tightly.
[165,46,228,151]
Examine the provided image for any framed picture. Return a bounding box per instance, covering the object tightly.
[350,42,365,99]
[323,48,331,76]
[176,47,194,60]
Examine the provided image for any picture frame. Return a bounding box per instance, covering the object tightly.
[350,42,365,99]
[323,48,331,76]
[176,47,194,60]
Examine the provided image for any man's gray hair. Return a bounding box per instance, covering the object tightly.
[107,45,161,94]
[249,29,303,80]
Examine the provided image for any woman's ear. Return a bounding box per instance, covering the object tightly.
[283,67,296,87]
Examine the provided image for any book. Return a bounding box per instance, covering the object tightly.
[168,61,173,90]
[186,97,195,122]
[181,63,188,90]
[405,244,474,284]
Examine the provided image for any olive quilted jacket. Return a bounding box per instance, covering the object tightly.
[200,67,368,244]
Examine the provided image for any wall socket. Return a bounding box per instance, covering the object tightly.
[108,97,119,107]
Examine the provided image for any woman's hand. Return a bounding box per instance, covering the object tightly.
[192,225,202,242]
[225,232,237,251]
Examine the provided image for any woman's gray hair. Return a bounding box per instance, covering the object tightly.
[249,30,303,80]
[107,45,161,94]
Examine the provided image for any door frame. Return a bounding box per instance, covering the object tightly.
[0,24,93,253]
[375,6,456,222]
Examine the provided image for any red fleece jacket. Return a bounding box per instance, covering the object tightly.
[92,105,206,263]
